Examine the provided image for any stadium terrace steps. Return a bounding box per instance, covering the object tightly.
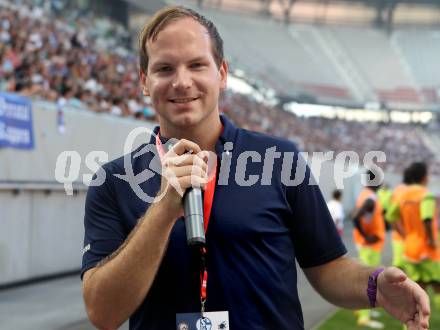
[194,6,439,107]
[203,8,353,103]
[393,30,440,88]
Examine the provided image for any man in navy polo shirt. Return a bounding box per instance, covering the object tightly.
[81,6,430,330]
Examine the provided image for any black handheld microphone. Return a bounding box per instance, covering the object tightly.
[183,187,205,246]
[166,141,205,246]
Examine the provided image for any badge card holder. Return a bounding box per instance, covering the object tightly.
[160,133,229,330]
[176,311,229,330]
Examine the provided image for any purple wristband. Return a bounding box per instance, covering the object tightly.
[367,268,384,308]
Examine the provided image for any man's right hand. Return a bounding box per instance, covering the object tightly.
[157,139,209,220]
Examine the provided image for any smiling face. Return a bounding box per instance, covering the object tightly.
[140,17,227,134]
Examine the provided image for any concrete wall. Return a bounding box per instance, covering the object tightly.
[0,100,154,285]
[0,100,155,182]
[0,189,86,285]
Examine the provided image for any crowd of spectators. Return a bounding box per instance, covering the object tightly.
[220,91,440,175]
[0,0,156,120]
[1,0,438,175]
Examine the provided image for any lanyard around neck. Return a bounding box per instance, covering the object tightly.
[155,131,218,313]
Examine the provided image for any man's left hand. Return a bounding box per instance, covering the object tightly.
[376,267,430,330]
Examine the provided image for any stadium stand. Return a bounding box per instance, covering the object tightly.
[220,91,440,176]
[1,0,439,175]
[183,4,440,110]
[328,25,421,103]
[392,29,440,104]
[206,10,355,103]
[2,5,440,330]
[0,0,156,120]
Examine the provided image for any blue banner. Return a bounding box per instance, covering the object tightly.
[0,93,35,150]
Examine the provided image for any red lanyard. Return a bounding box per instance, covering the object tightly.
[155,132,217,313]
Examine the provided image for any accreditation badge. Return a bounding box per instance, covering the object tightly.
[176,311,229,330]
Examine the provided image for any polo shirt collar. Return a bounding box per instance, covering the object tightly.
[218,113,237,144]
[150,114,238,150]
